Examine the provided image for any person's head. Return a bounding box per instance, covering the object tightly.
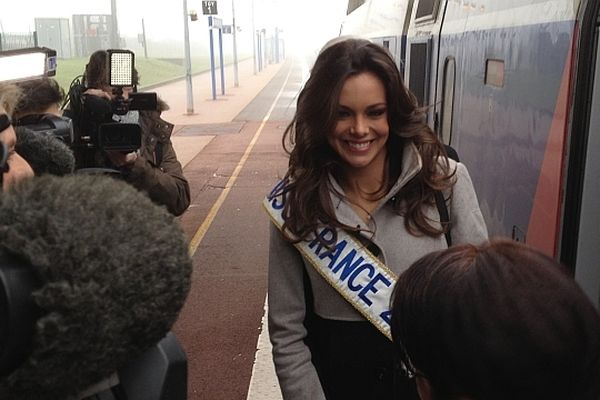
[391,239,600,400]
[83,50,139,99]
[12,78,65,120]
[280,37,451,240]
[285,37,420,178]
[0,83,34,190]
[0,173,192,398]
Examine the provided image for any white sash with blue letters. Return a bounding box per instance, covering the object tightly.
[264,180,396,340]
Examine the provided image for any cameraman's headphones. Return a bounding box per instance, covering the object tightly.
[0,251,41,376]
[0,141,8,174]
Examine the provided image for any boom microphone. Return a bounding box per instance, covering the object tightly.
[14,125,75,176]
[0,174,192,399]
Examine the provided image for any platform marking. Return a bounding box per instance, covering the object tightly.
[245,297,283,400]
[188,66,293,257]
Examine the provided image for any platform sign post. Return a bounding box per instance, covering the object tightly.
[218,25,225,95]
[207,16,224,100]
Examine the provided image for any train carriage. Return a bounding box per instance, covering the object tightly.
[341,0,600,307]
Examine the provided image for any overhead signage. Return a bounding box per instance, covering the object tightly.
[202,1,218,15]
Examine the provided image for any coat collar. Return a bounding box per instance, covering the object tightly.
[328,142,423,229]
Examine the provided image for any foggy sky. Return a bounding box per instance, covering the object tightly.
[0,0,348,57]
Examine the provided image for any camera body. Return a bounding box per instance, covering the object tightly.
[14,113,74,145]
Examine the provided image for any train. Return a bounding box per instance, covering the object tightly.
[340,0,600,307]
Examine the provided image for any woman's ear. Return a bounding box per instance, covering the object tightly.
[415,375,434,400]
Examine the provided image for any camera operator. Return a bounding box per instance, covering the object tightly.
[74,50,190,216]
[10,78,76,176]
[0,83,34,190]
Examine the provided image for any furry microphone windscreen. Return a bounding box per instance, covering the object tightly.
[0,174,192,399]
[15,126,75,176]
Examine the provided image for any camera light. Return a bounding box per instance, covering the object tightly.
[0,47,57,83]
[108,49,134,87]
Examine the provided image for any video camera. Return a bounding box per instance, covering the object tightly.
[14,113,74,145]
[67,49,158,171]
[0,47,74,146]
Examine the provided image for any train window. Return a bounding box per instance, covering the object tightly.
[408,41,430,107]
[485,59,505,88]
[440,58,456,145]
[415,0,441,23]
[383,40,390,50]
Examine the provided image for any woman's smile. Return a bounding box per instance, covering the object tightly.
[328,71,389,177]
[345,139,374,151]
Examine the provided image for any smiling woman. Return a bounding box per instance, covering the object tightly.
[264,37,488,400]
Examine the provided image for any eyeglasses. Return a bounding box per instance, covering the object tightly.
[397,341,421,380]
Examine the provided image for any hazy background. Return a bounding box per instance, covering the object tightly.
[0,0,348,59]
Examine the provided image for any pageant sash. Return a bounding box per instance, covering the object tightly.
[264,180,397,340]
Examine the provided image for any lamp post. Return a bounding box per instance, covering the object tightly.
[141,18,148,58]
[252,0,257,74]
[110,0,120,48]
[232,0,239,87]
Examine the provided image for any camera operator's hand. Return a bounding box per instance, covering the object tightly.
[106,150,138,168]
[84,88,112,101]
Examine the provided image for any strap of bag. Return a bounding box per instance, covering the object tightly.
[434,191,451,247]
[436,144,459,247]
[264,182,396,340]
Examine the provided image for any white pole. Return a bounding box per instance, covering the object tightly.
[182,0,194,114]
[252,0,257,74]
[232,0,239,87]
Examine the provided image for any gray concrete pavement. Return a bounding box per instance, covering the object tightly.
[155,58,282,168]
[156,58,287,400]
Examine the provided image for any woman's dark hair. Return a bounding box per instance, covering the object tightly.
[279,37,452,242]
[83,50,110,90]
[391,239,600,400]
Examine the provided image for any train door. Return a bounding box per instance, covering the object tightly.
[562,0,600,308]
[404,0,448,128]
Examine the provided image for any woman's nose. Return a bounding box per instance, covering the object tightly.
[350,115,369,136]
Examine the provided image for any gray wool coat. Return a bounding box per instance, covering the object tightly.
[267,143,488,400]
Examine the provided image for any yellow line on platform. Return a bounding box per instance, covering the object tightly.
[188,67,293,257]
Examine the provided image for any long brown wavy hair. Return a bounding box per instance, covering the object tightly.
[279,38,454,242]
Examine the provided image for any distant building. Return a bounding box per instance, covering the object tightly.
[34,18,72,58]
[72,14,113,57]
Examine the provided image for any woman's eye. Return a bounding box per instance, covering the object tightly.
[369,108,387,117]
[337,109,351,118]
